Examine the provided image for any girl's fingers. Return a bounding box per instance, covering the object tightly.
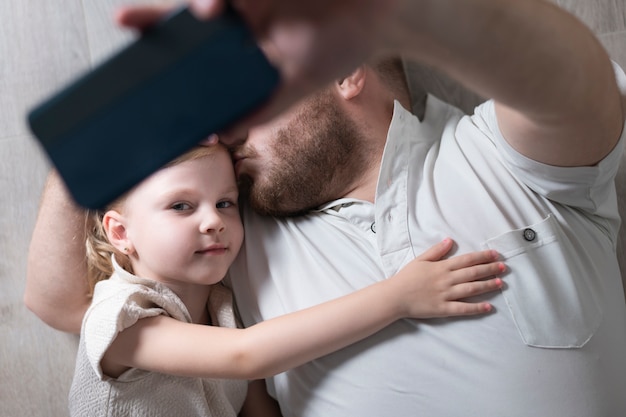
[448,277,504,301]
[442,301,494,317]
[414,238,454,262]
[445,249,500,271]
[449,261,506,285]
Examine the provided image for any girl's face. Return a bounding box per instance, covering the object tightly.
[110,148,243,288]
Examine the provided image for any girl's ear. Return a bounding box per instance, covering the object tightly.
[336,65,367,100]
[103,210,134,255]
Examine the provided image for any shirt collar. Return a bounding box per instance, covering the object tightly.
[315,96,453,213]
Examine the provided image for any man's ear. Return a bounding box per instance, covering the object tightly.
[103,210,134,255]
[336,66,367,100]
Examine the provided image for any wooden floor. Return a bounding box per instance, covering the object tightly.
[1,1,625,415]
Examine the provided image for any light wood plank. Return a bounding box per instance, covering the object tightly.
[82,0,180,65]
[556,0,626,35]
[0,135,77,417]
[0,1,91,140]
[0,1,89,416]
[600,30,626,299]
[600,30,626,68]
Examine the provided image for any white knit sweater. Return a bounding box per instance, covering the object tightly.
[69,260,247,417]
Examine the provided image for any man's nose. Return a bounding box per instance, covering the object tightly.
[217,130,248,148]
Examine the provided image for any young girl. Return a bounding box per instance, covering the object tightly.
[69,144,505,416]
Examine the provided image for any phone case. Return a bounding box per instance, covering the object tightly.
[27,7,280,209]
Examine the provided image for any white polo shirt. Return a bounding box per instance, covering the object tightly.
[228,67,626,417]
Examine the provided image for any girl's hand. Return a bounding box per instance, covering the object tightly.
[389,238,505,319]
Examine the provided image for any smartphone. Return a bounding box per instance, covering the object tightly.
[27,7,280,209]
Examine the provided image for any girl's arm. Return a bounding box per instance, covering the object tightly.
[103,238,504,380]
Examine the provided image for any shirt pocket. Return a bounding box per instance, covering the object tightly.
[484,214,602,348]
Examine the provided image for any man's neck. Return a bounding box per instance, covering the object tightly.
[341,164,380,203]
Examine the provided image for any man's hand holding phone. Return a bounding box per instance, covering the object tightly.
[117,0,401,145]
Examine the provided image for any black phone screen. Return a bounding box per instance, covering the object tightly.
[28,7,280,209]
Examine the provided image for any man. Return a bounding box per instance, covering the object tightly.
[26,0,626,416]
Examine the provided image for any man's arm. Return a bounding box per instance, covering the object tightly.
[24,171,90,333]
[180,0,623,162]
[396,0,624,167]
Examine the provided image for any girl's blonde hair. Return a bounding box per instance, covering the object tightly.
[84,144,228,294]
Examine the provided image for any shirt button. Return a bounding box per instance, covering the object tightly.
[370,222,376,234]
[523,228,536,241]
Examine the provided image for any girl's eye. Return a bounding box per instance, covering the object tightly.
[171,202,191,211]
[216,200,234,209]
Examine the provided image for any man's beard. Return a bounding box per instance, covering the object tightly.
[238,95,370,218]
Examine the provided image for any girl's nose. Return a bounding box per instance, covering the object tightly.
[200,209,225,233]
